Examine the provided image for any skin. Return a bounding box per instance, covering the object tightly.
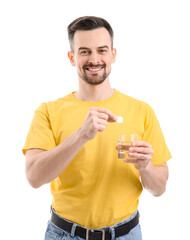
[67,28,117,102]
[25,27,168,196]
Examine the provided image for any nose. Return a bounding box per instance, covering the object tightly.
[88,52,100,65]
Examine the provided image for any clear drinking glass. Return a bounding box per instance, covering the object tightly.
[117,134,138,159]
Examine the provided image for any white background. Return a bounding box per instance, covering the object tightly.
[0,0,189,239]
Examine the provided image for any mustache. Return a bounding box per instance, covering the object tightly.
[83,63,106,69]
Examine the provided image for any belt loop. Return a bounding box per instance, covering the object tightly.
[109,226,115,240]
[71,223,77,237]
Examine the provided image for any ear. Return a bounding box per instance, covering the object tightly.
[111,48,117,63]
[68,51,76,66]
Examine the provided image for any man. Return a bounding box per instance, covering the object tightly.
[23,16,171,240]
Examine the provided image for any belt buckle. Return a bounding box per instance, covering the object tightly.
[86,228,105,240]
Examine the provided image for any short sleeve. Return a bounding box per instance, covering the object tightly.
[22,103,56,155]
[142,105,172,166]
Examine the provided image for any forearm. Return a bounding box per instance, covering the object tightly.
[26,107,117,188]
[26,128,87,188]
[139,161,169,196]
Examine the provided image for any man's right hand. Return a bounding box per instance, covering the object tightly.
[79,107,117,141]
[25,107,117,188]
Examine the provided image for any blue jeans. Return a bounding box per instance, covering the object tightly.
[44,211,142,240]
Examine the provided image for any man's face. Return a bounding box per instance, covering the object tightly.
[68,28,116,85]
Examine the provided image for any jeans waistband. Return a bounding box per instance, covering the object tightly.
[50,207,139,240]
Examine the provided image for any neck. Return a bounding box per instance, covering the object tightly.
[74,79,115,102]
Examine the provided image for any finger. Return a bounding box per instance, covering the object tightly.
[90,107,117,122]
[96,112,109,121]
[91,121,106,132]
[124,158,139,163]
[90,115,107,127]
[124,157,148,163]
[101,109,117,122]
[96,118,108,127]
[97,123,106,132]
[128,152,152,160]
[107,113,117,122]
[129,147,153,154]
[124,159,149,169]
[132,141,152,148]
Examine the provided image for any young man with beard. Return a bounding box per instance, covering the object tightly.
[23,16,171,240]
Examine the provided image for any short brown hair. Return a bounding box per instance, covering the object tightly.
[67,16,114,51]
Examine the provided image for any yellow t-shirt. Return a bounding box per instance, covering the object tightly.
[23,90,171,228]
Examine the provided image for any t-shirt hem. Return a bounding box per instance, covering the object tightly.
[152,154,172,166]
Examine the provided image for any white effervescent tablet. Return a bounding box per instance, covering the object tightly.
[116,116,123,124]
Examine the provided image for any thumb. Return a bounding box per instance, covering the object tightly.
[107,114,117,122]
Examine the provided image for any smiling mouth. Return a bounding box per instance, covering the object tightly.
[84,65,105,73]
[86,67,103,72]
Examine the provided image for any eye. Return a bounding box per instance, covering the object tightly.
[99,49,107,54]
[80,50,90,55]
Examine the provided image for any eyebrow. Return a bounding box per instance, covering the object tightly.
[78,45,109,51]
[78,47,90,51]
[98,45,109,49]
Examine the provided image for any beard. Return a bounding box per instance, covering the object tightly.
[78,64,111,85]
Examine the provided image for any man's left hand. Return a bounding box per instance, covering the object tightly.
[125,141,154,171]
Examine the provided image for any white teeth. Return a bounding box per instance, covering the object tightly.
[88,68,102,71]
